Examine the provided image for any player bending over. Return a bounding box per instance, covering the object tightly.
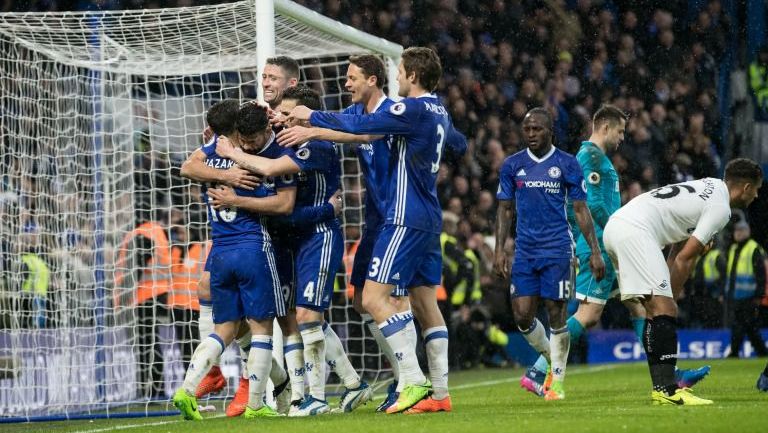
[603,158,762,405]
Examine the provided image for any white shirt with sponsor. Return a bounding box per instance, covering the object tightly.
[611,178,731,247]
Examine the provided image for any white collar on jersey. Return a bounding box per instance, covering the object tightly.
[257,131,277,155]
[371,95,388,113]
[526,145,556,163]
[415,93,437,99]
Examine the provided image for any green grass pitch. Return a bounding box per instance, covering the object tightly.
[6,358,767,433]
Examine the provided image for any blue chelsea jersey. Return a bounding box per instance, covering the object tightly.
[284,139,342,233]
[497,146,587,259]
[200,133,294,249]
[342,96,394,227]
[310,94,467,234]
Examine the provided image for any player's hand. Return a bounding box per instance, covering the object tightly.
[277,125,314,147]
[222,166,260,190]
[329,190,343,216]
[270,111,287,128]
[589,253,606,281]
[287,105,314,124]
[202,126,214,142]
[207,186,237,209]
[215,135,240,159]
[493,252,510,281]
[701,240,715,255]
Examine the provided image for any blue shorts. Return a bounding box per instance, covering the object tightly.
[208,246,285,323]
[271,234,296,313]
[368,225,441,289]
[203,255,211,273]
[511,257,572,300]
[575,251,617,304]
[352,223,408,297]
[293,226,344,310]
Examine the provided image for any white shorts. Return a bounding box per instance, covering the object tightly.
[603,217,673,300]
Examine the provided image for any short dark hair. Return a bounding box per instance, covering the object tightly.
[725,158,763,184]
[236,101,270,136]
[593,104,628,129]
[281,85,323,111]
[205,99,239,136]
[401,46,442,92]
[349,54,386,89]
[266,56,300,80]
[526,107,554,131]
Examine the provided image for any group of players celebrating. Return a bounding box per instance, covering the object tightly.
[171,44,765,421]
[173,47,465,419]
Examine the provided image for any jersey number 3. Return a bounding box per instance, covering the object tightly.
[431,124,446,174]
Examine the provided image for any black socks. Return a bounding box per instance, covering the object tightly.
[643,315,678,395]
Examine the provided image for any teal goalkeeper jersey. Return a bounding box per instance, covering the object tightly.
[571,141,621,256]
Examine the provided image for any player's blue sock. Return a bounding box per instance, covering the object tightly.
[631,317,645,345]
[566,316,585,343]
[532,354,549,373]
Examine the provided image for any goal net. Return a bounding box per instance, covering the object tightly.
[0,0,402,421]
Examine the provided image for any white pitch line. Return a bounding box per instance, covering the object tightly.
[70,414,226,433]
[70,364,620,432]
[70,419,181,433]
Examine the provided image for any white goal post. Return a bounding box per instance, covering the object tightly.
[0,0,402,422]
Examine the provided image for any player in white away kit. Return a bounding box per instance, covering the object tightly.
[603,158,763,405]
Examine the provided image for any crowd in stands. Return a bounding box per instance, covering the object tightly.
[5,0,767,365]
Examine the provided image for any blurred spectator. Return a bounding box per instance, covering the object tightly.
[685,242,726,328]
[749,46,768,165]
[114,212,172,398]
[725,221,768,358]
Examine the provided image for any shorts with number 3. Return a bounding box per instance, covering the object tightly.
[368,224,442,289]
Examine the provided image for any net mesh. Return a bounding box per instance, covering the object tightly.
[0,0,396,420]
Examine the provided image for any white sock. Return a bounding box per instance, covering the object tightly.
[270,355,287,386]
[323,322,361,389]
[423,326,449,400]
[519,319,550,363]
[398,315,418,392]
[198,304,217,366]
[237,330,253,378]
[363,313,398,381]
[182,334,225,394]
[299,322,326,400]
[247,335,273,410]
[379,312,425,386]
[550,327,570,382]
[284,334,305,402]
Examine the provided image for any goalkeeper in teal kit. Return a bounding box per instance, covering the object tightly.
[521,105,710,397]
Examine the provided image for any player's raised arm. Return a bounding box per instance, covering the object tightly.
[289,101,415,136]
[572,200,605,281]
[277,125,382,147]
[207,185,296,216]
[444,122,468,158]
[215,135,299,178]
